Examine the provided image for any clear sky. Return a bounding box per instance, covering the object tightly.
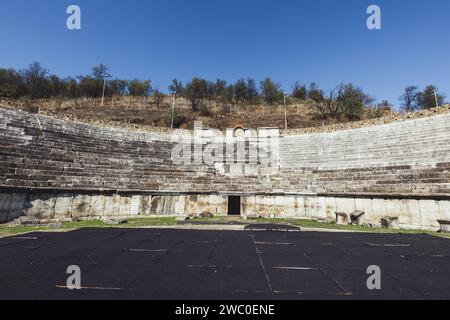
[1,0,449,106]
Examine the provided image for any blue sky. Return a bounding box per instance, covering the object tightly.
[1,0,449,106]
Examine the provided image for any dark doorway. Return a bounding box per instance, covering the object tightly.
[228,196,241,216]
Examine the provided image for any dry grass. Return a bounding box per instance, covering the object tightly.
[4,96,386,131]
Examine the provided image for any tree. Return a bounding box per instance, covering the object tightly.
[75,64,111,98]
[260,78,282,105]
[63,77,80,98]
[292,82,307,100]
[129,80,151,97]
[417,85,446,109]
[313,83,371,120]
[109,79,129,96]
[183,77,208,110]
[323,84,342,119]
[308,82,324,103]
[214,79,227,98]
[338,84,372,120]
[91,64,109,81]
[224,85,235,104]
[400,86,420,112]
[21,62,50,99]
[378,100,391,108]
[78,75,99,97]
[368,100,392,118]
[206,81,215,101]
[152,88,164,108]
[48,75,65,97]
[169,79,184,97]
[246,78,259,104]
[0,68,25,99]
[233,79,248,104]
[308,83,327,118]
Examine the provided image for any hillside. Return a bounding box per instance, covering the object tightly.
[0,96,393,131]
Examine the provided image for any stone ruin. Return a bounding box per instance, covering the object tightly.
[1,106,450,231]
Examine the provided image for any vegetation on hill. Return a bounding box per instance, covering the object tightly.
[0,62,447,130]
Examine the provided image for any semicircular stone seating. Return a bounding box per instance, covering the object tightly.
[0,106,449,230]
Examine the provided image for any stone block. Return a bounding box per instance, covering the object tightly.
[437,220,450,233]
[314,197,327,220]
[418,200,441,230]
[26,194,56,219]
[335,212,349,225]
[0,193,12,224]
[151,196,177,216]
[103,194,121,216]
[130,195,143,216]
[324,197,338,221]
[381,216,400,229]
[438,200,450,221]
[371,199,387,224]
[303,196,316,218]
[72,194,92,218]
[54,194,74,218]
[283,196,300,218]
[385,199,404,226]
[119,195,132,216]
[8,193,27,221]
[350,210,365,225]
[197,195,226,216]
[89,194,106,217]
[401,199,422,230]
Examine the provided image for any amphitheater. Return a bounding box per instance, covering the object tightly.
[1,105,450,231]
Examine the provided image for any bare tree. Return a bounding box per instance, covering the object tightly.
[400,86,419,112]
[169,79,184,98]
[152,88,164,109]
[325,84,344,118]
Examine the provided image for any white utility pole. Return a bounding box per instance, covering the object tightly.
[100,74,110,107]
[434,89,440,108]
[171,93,176,130]
[284,91,288,131]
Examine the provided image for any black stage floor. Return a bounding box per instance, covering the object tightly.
[1,228,449,300]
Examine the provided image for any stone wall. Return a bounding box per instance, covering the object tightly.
[1,106,450,230]
[0,192,229,223]
[1,192,448,230]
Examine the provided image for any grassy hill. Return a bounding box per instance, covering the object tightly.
[1,96,393,131]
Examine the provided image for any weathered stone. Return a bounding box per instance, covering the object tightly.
[119,195,132,216]
[25,194,56,220]
[130,195,144,215]
[0,193,12,224]
[103,194,121,216]
[54,194,74,218]
[197,195,226,216]
[100,217,127,225]
[437,220,450,233]
[350,210,365,225]
[89,194,105,217]
[199,211,214,218]
[401,199,422,230]
[9,216,62,228]
[381,216,400,229]
[336,212,349,225]
[72,195,92,218]
[324,197,338,221]
[419,200,441,230]
[7,193,26,221]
